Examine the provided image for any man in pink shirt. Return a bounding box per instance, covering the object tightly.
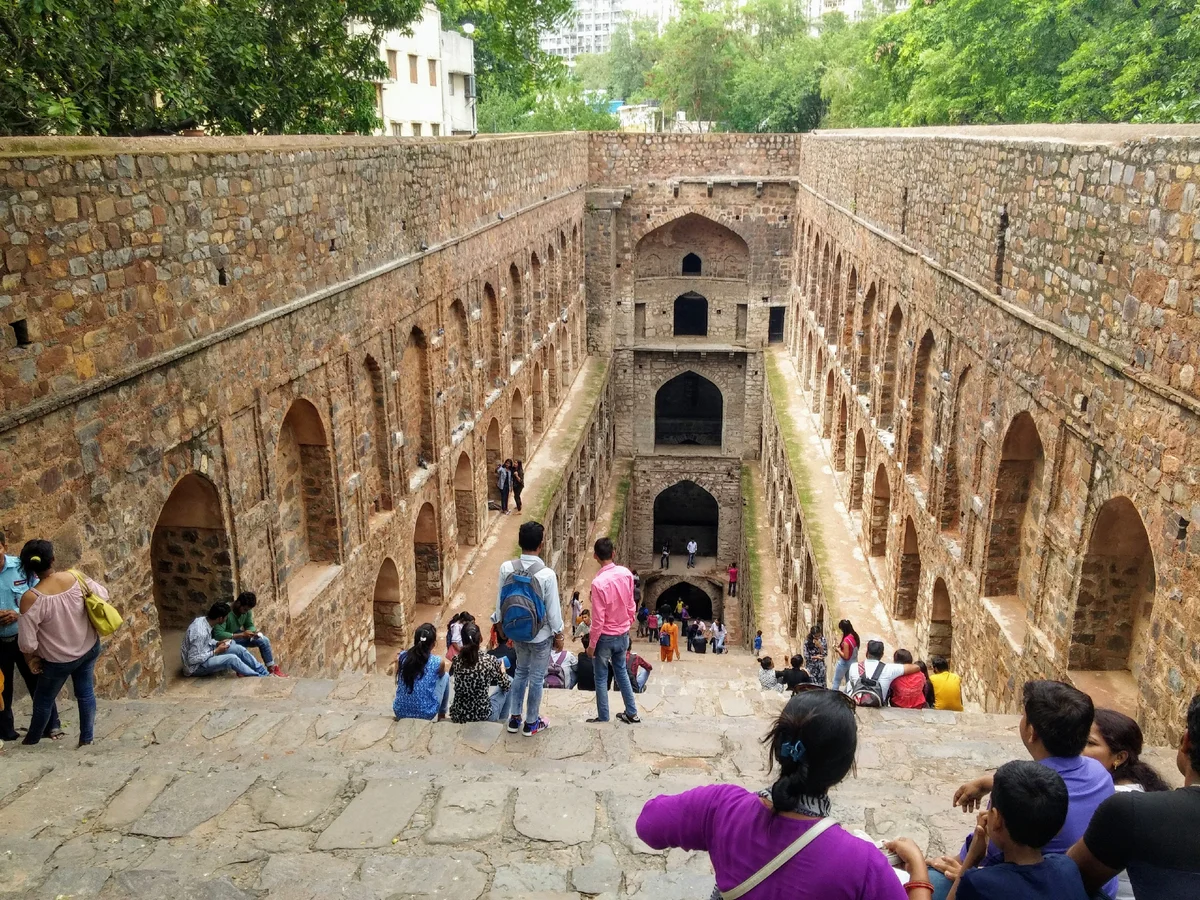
[585,537,641,725]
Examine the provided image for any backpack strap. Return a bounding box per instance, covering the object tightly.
[721,818,837,900]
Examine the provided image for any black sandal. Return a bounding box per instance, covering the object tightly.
[585,717,608,724]
[616,712,641,724]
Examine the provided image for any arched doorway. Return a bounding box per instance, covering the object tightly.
[511,388,527,460]
[851,430,866,510]
[673,292,708,336]
[656,581,715,622]
[655,371,723,448]
[151,473,233,631]
[401,328,434,472]
[895,517,921,619]
[453,451,476,546]
[653,480,719,560]
[1069,497,1155,676]
[982,411,1045,609]
[907,330,936,482]
[276,399,338,583]
[930,577,952,659]
[485,418,502,506]
[372,558,404,645]
[879,305,903,429]
[413,502,443,607]
[869,464,890,557]
[362,354,393,514]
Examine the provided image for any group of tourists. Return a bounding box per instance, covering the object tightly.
[636,601,727,658]
[493,458,525,515]
[392,522,644,732]
[181,592,286,680]
[0,534,107,747]
[639,678,1200,899]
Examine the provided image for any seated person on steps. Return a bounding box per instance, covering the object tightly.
[210,591,286,677]
[181,602,269,678]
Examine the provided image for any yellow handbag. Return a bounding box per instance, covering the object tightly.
[69,569,123,637]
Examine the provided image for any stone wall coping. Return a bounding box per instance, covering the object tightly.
[798,180,1200,420]
[809,124,1200,146]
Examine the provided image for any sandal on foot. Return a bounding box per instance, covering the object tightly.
[47,728,66,740]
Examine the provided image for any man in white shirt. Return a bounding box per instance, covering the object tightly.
[686,539,698,568]
[849,639,921,702]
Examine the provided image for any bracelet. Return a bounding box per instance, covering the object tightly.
[904,882,934,893]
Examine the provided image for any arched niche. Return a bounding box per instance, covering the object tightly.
[635,213,749,279]
[895,516,921,619]
[372,557,405,645]
[655,371,723,448]
[673,292,709,337]
[453,451,476,546]
[485,417,502,506]
[150,473,233,631]
[412,501,443,606]
[869,464,890,558]
[982,411,1045,610]
[930,577,953,660]
[511,388,527,460]
[275,398,338,584]
[653,480,719,559]
[682,252,701,275]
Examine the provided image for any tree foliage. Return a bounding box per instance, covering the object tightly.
[477,80,618,133]
[608,17,662,101]
[0,0,426,135]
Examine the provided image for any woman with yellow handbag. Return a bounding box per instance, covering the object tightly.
[16,539,115,747]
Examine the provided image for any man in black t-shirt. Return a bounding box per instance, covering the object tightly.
[575,636,611,693]
[1069,692,1200,899]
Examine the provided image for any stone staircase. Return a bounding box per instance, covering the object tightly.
[0,646,1177,899]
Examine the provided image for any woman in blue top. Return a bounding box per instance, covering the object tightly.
[393,623,451,721]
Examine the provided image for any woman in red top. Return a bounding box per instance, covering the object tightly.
[888,649,929,709]
[832,619,859,692]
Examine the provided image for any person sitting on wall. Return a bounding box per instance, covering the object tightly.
[181,602,269,678]
[929,656,964,712]
[211,591,285,677]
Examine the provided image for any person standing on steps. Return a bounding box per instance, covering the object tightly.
[803,625,828,688]
[0,531,62,743]
[17,540,107,747]
[570,590,583,631]
[727,562,738,596]
[585,537,641,725]
[496,459,512,514]
[659,615,680,662]
[494,521,562,737]
[832,619,860,693]
[686,538,698,568]
[660,540,670,570]
[511,460,525,513]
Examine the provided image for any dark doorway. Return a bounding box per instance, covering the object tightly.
[674,292,708,336]
[768,307,786,343]
[657,581,714,622]
[682,253,702,275]
[655,371,723,447]
[653,480,719,557]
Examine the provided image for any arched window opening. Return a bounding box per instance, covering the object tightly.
[485,417,502,507]
[895,517,921,619]
[372,558,405,646]
[982,412,1045,617]
[930,578,952,660]
[413,502,443,606]
[653,480,719,563]
[453,452,476,546]
[1069,497,1155,676]
[879,305,903,429]
[275,399,338,586]
[869,464,890,557]
[655,371,723,448]
[682,252,701,275]
[401,328,434,474]
[851,430,867,512]
[363,355,392,513]
[906,330,936,481]
[673,292,709,337]
[151,473,233,632]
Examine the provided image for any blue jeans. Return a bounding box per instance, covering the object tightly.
[234,634,274,666]
[634,668,649,692]
[592,632,638,721]
[929,869,953,900]
[1,636,60,738]
[26,639,100,745]
[193,643,268,677]
[508,637,551,725]
[687,552,696,567]
[832,657,854,692]
[489,687,512,722]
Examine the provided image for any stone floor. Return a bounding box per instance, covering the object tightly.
[7,644,1177,900]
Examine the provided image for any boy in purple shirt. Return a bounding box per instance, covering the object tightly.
[928,681,1116,900]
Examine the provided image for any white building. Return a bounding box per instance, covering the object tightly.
[541,0,677,63]
[805,0,909,23]
[369,5,476,137]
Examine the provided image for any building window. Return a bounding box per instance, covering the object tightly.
[375,83,384,117]
[391,122,403,136]
[428,59,437,87]
[412,123,422,137]
[431,123,440,137]
[449,73,455,96]
[409,54,418,84]
[387,49,398,81]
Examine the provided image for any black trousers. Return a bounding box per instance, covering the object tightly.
[0,636,60,738]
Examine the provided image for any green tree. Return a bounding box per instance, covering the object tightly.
[573,53,613,93]
[647,0,746,128]
[608,17,662,101]
[477,80,618,133]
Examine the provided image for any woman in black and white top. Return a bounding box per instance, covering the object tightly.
[449,622,511,723]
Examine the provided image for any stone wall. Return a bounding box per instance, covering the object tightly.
[0,134,590,695]
[150,525,234,630]
[791,126,1200,743]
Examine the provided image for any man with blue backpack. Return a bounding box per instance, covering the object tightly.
[493,521,562,737]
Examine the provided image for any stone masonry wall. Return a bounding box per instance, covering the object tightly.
[0,135,590,696]
[150,525,234,631]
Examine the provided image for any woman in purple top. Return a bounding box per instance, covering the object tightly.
[636,690,932,899]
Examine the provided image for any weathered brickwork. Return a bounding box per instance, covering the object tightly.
[790,127,1200,744]
[1,135,593,695]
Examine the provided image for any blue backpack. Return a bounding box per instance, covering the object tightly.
[499,559,546,643]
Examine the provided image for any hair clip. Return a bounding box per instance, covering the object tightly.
[30,555,42,563]
[780,740,807,762]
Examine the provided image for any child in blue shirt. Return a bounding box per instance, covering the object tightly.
[949,760,1088,900]
[753,631,763,657]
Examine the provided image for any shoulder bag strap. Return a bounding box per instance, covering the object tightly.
[721,817,837,900]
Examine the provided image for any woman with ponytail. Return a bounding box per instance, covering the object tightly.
[393,623,451,721]
[636,689,931,899]
[448,622,511,724]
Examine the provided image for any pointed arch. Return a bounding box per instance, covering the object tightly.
[362,354,393,512]
[869,464,890,557]
[447,298,473,422]
[485,417,502,506]
[857,282,875,395]
[401,327,434,474]
[673,292,708,336]
[851,430,867,511]
[982,411,1045,608]
[842,266,858,351]
[412,501,443,606]
[930,577,952,659]
[895,516,921,619]
[531,361,545,432]
[655,370,723,448]
[635,212,749,279]
[829,253,843,340]
[653,480,719,557]
[454,451,477,546]
[822,369,835,439]
[509,263,526,361]
[150,473,233,631]
[682,252,701,275]
[1069,497,1155,676]
[906,329,937,482]
[530,251,545,342]
[941,365,972,533]
[879,304,903,429]
[511,388,527,460]
[372,557,405,645]
[275,399,339,587]
[834,395,848,472]
[483,282,502,387]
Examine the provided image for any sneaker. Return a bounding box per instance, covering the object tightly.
[507,715,523,734]
[616,712,641,725]
[522,718,550,737]
[269,665,289,677]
